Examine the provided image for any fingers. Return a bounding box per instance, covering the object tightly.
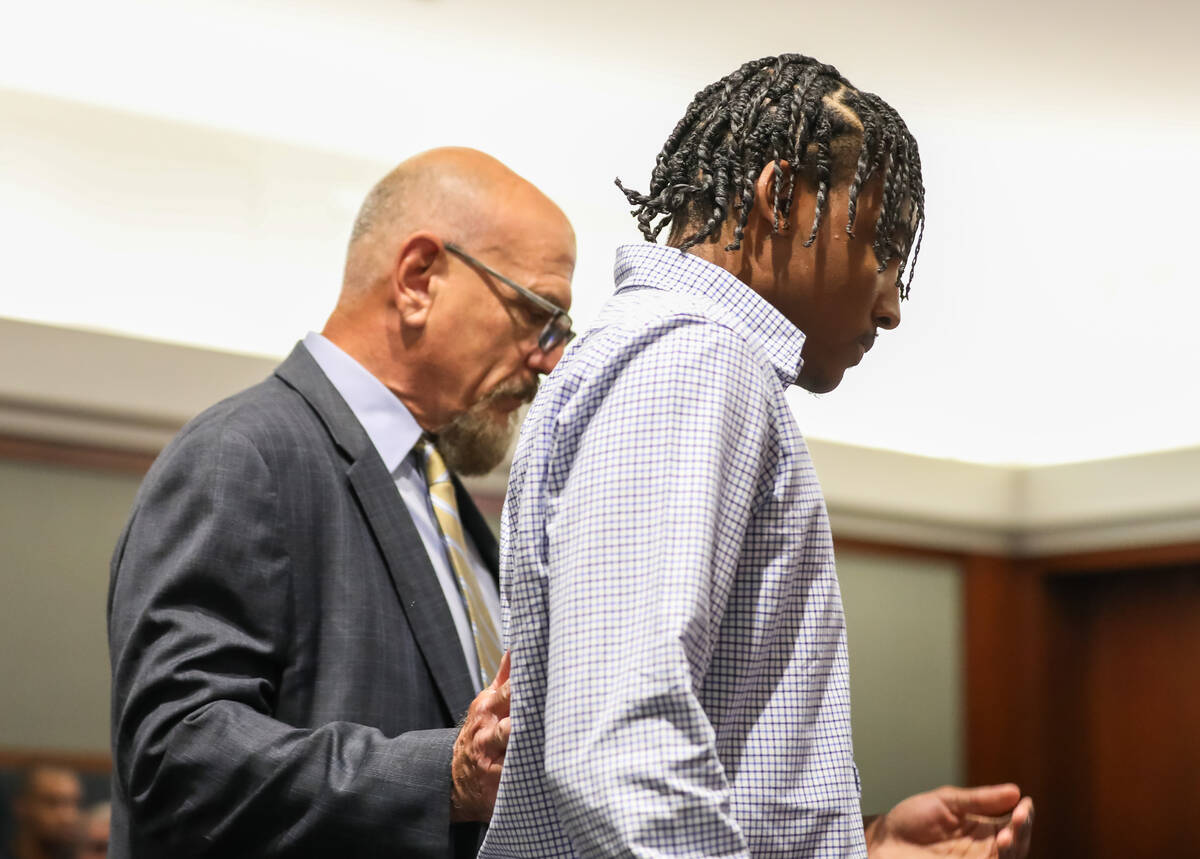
[987,796,1035,858]
[479,714,511,756]
[1006,797,1035,858]
[1011,796,1034,828]
[941,783,1022,817]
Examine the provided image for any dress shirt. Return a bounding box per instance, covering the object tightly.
[479,243,866,858]
[302,332,500,692]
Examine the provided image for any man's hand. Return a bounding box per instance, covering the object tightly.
[450,651,512,822]
[865,784,1034,858]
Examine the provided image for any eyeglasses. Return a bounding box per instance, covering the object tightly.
[444,242,575,354]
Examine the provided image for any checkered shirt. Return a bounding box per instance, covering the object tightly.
[478,242,866,858]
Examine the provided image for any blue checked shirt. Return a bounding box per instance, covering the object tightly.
[479,243,866,858]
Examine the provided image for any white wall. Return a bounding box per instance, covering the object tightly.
[4,0,1200,466]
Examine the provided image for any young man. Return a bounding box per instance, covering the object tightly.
[481,55,1033,857]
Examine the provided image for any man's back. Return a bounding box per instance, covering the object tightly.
[481,243,866,858]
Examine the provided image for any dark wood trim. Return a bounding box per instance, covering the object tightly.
[962,541,1200,858]
[0,747,112,774]
[1028,540,1200,575]
[0,434,156,476]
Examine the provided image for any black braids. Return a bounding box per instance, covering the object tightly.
[871,115,901,273]
[903,211,925,299]
[726,66,778,241]
[765,68,799,230]
[776,64,819,223]
[893,123,922,283]
[726,106,765,249]
[896,140,926,297]
[686,107,738,250]
[788,69,833,185]
[652,74,737,185]
[891,137,917,280]
[804,114,835,248]
[620,82,733,242]
[878,98,912,261]
[844,94,880,237]
[772,151,786,232]
[615,54,925,293]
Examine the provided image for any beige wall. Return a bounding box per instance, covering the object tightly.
[0,459,140,752]
[838,549,963,814]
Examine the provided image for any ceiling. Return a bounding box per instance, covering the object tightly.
[1,0,1197,465]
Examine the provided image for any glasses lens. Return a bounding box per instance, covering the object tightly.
[538,315,574,353]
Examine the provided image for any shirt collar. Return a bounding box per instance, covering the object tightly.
[612,243,806,386]
[302,331,422,474]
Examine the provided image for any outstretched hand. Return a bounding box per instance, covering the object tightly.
[450,650,512,822]
[866,784,1034,858]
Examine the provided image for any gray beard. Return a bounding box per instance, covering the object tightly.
[435,378,538,476]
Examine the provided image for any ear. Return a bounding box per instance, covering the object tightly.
[752,160,796,233]
[392,232,442,329]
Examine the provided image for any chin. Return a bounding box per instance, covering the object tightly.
[797,370,843,394]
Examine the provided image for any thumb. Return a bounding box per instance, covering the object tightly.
[491,650,512,689]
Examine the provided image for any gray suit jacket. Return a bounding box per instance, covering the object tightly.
[108,344,496,858]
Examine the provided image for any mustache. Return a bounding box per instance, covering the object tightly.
[478,377,539,408]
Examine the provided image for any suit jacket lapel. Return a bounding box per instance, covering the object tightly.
[275,344,477,719]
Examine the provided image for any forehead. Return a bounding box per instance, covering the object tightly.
[488,222,574,288]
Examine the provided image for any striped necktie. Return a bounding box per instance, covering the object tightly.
[417,437,502,685]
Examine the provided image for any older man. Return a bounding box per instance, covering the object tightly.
[108,148,575,857]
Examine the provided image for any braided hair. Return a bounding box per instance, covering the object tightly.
[616,54,925,297]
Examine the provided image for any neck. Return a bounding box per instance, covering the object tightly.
[670,220,780,305]
[320,310,440,431]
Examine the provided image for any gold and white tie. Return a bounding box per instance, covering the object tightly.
[417,437,502,685]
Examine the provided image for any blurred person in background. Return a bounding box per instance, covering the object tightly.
[4,765,81,859]
[75,804,107,859]
[482,54,1032,859]
[108,147,576,857]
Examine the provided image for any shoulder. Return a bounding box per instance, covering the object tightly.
[547,305,776,419]
[146,375,330,489]
[513,308,779,482]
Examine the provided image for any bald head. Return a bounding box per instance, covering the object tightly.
[322,147,575,445]
[341,147,572,298]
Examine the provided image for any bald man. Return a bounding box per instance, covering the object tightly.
[108,148,576,858]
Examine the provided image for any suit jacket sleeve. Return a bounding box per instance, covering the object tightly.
[109,422,459,857]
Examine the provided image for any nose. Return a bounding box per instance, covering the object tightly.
[873,280,901,331]
[526,342,563,376]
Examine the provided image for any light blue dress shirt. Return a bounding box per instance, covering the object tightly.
[302,331,500,692]
[480,244,865,857]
